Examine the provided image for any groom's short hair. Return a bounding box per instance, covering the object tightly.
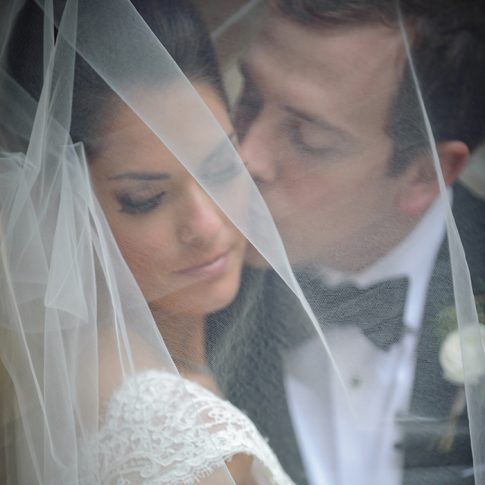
[272,0,485,174]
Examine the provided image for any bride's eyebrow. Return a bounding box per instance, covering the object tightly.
[107,172,171,181]
[202,132,238,160]
[108,133,237,180]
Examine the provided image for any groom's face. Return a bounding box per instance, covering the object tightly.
[237,16,411,270]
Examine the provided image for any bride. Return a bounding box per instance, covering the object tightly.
[0,0,296,483]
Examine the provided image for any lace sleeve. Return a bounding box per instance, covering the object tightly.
[82,370,294,485]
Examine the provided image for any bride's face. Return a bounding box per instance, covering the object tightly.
[90,83,247,317]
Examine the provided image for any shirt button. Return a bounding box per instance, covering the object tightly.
[350,376,362,388]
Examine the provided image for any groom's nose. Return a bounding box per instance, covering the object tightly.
[239,112,277,185]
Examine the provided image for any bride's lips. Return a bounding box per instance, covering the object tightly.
[175,249,232,278]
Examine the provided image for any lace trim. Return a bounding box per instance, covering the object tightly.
[82,370,294,485]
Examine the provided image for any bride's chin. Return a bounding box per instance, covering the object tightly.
[188,277,242,316]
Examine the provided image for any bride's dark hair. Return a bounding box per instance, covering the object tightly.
[1,2,226,481]
[6,0,226,152]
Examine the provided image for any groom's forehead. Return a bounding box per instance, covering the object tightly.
[246,16,406,93]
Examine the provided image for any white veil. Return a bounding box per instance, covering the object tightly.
[1,1,484,484]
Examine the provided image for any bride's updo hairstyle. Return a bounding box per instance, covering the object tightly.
[6,0,226,156]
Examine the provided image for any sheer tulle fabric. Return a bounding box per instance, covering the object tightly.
[0,1,484,484]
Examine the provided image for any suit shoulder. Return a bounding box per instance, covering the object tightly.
[453,183,485,292]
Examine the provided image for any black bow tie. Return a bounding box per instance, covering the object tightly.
[298,275,409,351]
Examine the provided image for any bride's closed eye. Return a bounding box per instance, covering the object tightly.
[116,190,166,214]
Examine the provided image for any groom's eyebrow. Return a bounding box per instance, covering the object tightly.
[239,62,356,145]
[284,106,356,144]
[108,172,170,181]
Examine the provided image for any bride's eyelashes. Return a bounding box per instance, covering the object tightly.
[117,191,166,214]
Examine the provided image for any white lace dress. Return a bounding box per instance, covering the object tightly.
[82,370,295,484]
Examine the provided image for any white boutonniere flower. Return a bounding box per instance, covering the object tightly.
[439,323,485,385]
[434,296,485,452]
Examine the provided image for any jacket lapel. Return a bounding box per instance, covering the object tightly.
[403,244,472,467]
[402,183,485,481]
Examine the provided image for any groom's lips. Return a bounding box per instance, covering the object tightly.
[175,249,232,278]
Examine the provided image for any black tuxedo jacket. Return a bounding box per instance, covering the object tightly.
[209,183,485,485]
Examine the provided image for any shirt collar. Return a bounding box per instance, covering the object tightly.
[316,191,450,328]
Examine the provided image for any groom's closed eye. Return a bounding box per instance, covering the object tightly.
[284,107,358,161]
[288,122,338,158]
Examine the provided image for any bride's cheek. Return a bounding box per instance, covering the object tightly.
[114,234,162,285]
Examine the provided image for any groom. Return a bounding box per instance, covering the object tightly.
[211,1,485,484]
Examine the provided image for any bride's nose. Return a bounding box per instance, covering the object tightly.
[177,183,224,248]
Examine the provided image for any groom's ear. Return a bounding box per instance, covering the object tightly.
[396,141,468,216]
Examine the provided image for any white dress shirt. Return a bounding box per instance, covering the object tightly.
[284,196,449,485]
